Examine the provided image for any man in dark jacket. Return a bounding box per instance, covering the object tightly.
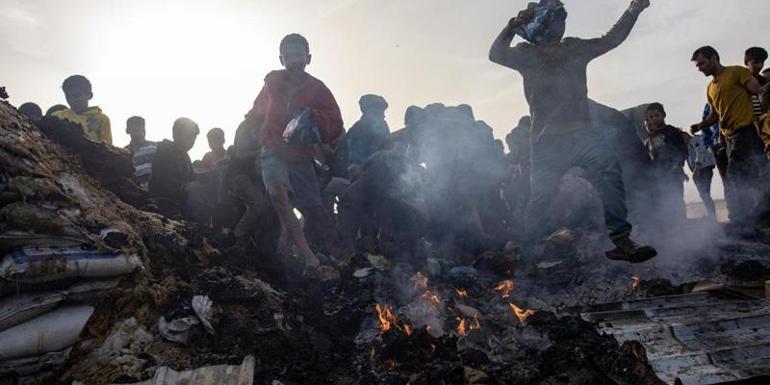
[489,0,656,262]
[347,94,390,165]
[644,103,689,230]
[148,117,199,216]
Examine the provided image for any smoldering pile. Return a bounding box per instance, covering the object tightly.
[4,98,770,385]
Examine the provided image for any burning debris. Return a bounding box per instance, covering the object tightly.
[4,39,770,384]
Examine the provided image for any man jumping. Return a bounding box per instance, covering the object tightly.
[489,0,656,263]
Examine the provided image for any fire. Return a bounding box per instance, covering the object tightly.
[386,359,396,369]
[374,304,415,336]
[455,288,469,299]
[421,290,441,305]
[375,304,397,333]
[509,303,536,324]
[412,272,428,290]
[631,276,641,289]
[455,317,468,336]
[470,314,481,331]
[495,280,516,299]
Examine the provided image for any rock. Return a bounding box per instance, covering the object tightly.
[366,254,390,271]
[463,367,489,384]
[353,267,374,279]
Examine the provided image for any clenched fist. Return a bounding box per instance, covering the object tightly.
[630,0,650,14]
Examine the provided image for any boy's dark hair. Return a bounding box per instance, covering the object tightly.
[18,102,42,117]
[62,75,92,93]
[172,117,200,138]
[126,116,145,130]
[691,46,720,62]
[745,47,768,63]
[280,33,309,53]
[404,105,426,127]
[45,104,68,116]
[646,102,666,116]
[207,127,225,140]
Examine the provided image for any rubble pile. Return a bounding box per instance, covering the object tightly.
[4,99,770,385]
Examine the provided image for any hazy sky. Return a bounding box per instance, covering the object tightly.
[2,0,769,201]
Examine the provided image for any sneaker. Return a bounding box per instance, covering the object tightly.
[605,237,657,263]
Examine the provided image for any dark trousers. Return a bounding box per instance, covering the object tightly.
[693,166,716,218]
[724,125,768,225]
[527,130,632,242]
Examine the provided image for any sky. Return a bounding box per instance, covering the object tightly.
[2,0,769,202]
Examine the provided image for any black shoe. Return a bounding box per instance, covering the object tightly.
[606,238,657,263]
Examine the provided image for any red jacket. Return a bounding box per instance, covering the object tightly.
[246,70,344,162]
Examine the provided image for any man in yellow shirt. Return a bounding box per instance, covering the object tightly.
[691,46,765,228]
[52,75,112,145]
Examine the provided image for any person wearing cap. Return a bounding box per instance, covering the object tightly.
[346,94,390,166]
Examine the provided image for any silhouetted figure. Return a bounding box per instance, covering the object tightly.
[347,94,390,165]
[149,117,200,217]
[124,116,157,190]
[52,75,112,145]
[244,34,344,273]
[45,104,67,117]
[18,102,43,122]
[489,0,656,262]
[691,46,766,230]
[200,127,227,168]
[643,103,689,230]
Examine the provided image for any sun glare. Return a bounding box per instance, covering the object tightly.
[87,1,273,158]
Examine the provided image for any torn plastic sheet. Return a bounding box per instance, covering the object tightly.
[0,246,142,284]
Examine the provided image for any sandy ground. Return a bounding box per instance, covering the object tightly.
[687,199,728,222]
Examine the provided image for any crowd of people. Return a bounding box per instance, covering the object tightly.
[10,0,770,277]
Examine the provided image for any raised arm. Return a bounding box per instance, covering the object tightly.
[489,9,534,70]
[583,0,649,60]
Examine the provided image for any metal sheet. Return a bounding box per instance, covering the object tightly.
[582,294,770,385]
[118,356,254,385]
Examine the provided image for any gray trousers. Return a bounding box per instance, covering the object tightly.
[527,129,632,242]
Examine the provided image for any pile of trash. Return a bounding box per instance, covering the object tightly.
[0,100,358,385]
[5,98,770,385]
[0,102,149,379]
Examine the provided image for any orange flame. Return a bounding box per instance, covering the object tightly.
[509,303,536,324]
[386,359,396,369]
[495,280,516,299]
[455,288,469,299]
[421,290,441,305]
[375,304,397,333]
[403,323,413,336]
[631,276,641,289]
[455,317,468,336]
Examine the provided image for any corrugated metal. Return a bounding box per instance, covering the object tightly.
[582,293,770,385]
[118,356,254,385]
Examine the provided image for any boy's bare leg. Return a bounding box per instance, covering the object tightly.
[268,184,320,268]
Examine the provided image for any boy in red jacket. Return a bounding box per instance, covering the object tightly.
[245,34,344,274]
